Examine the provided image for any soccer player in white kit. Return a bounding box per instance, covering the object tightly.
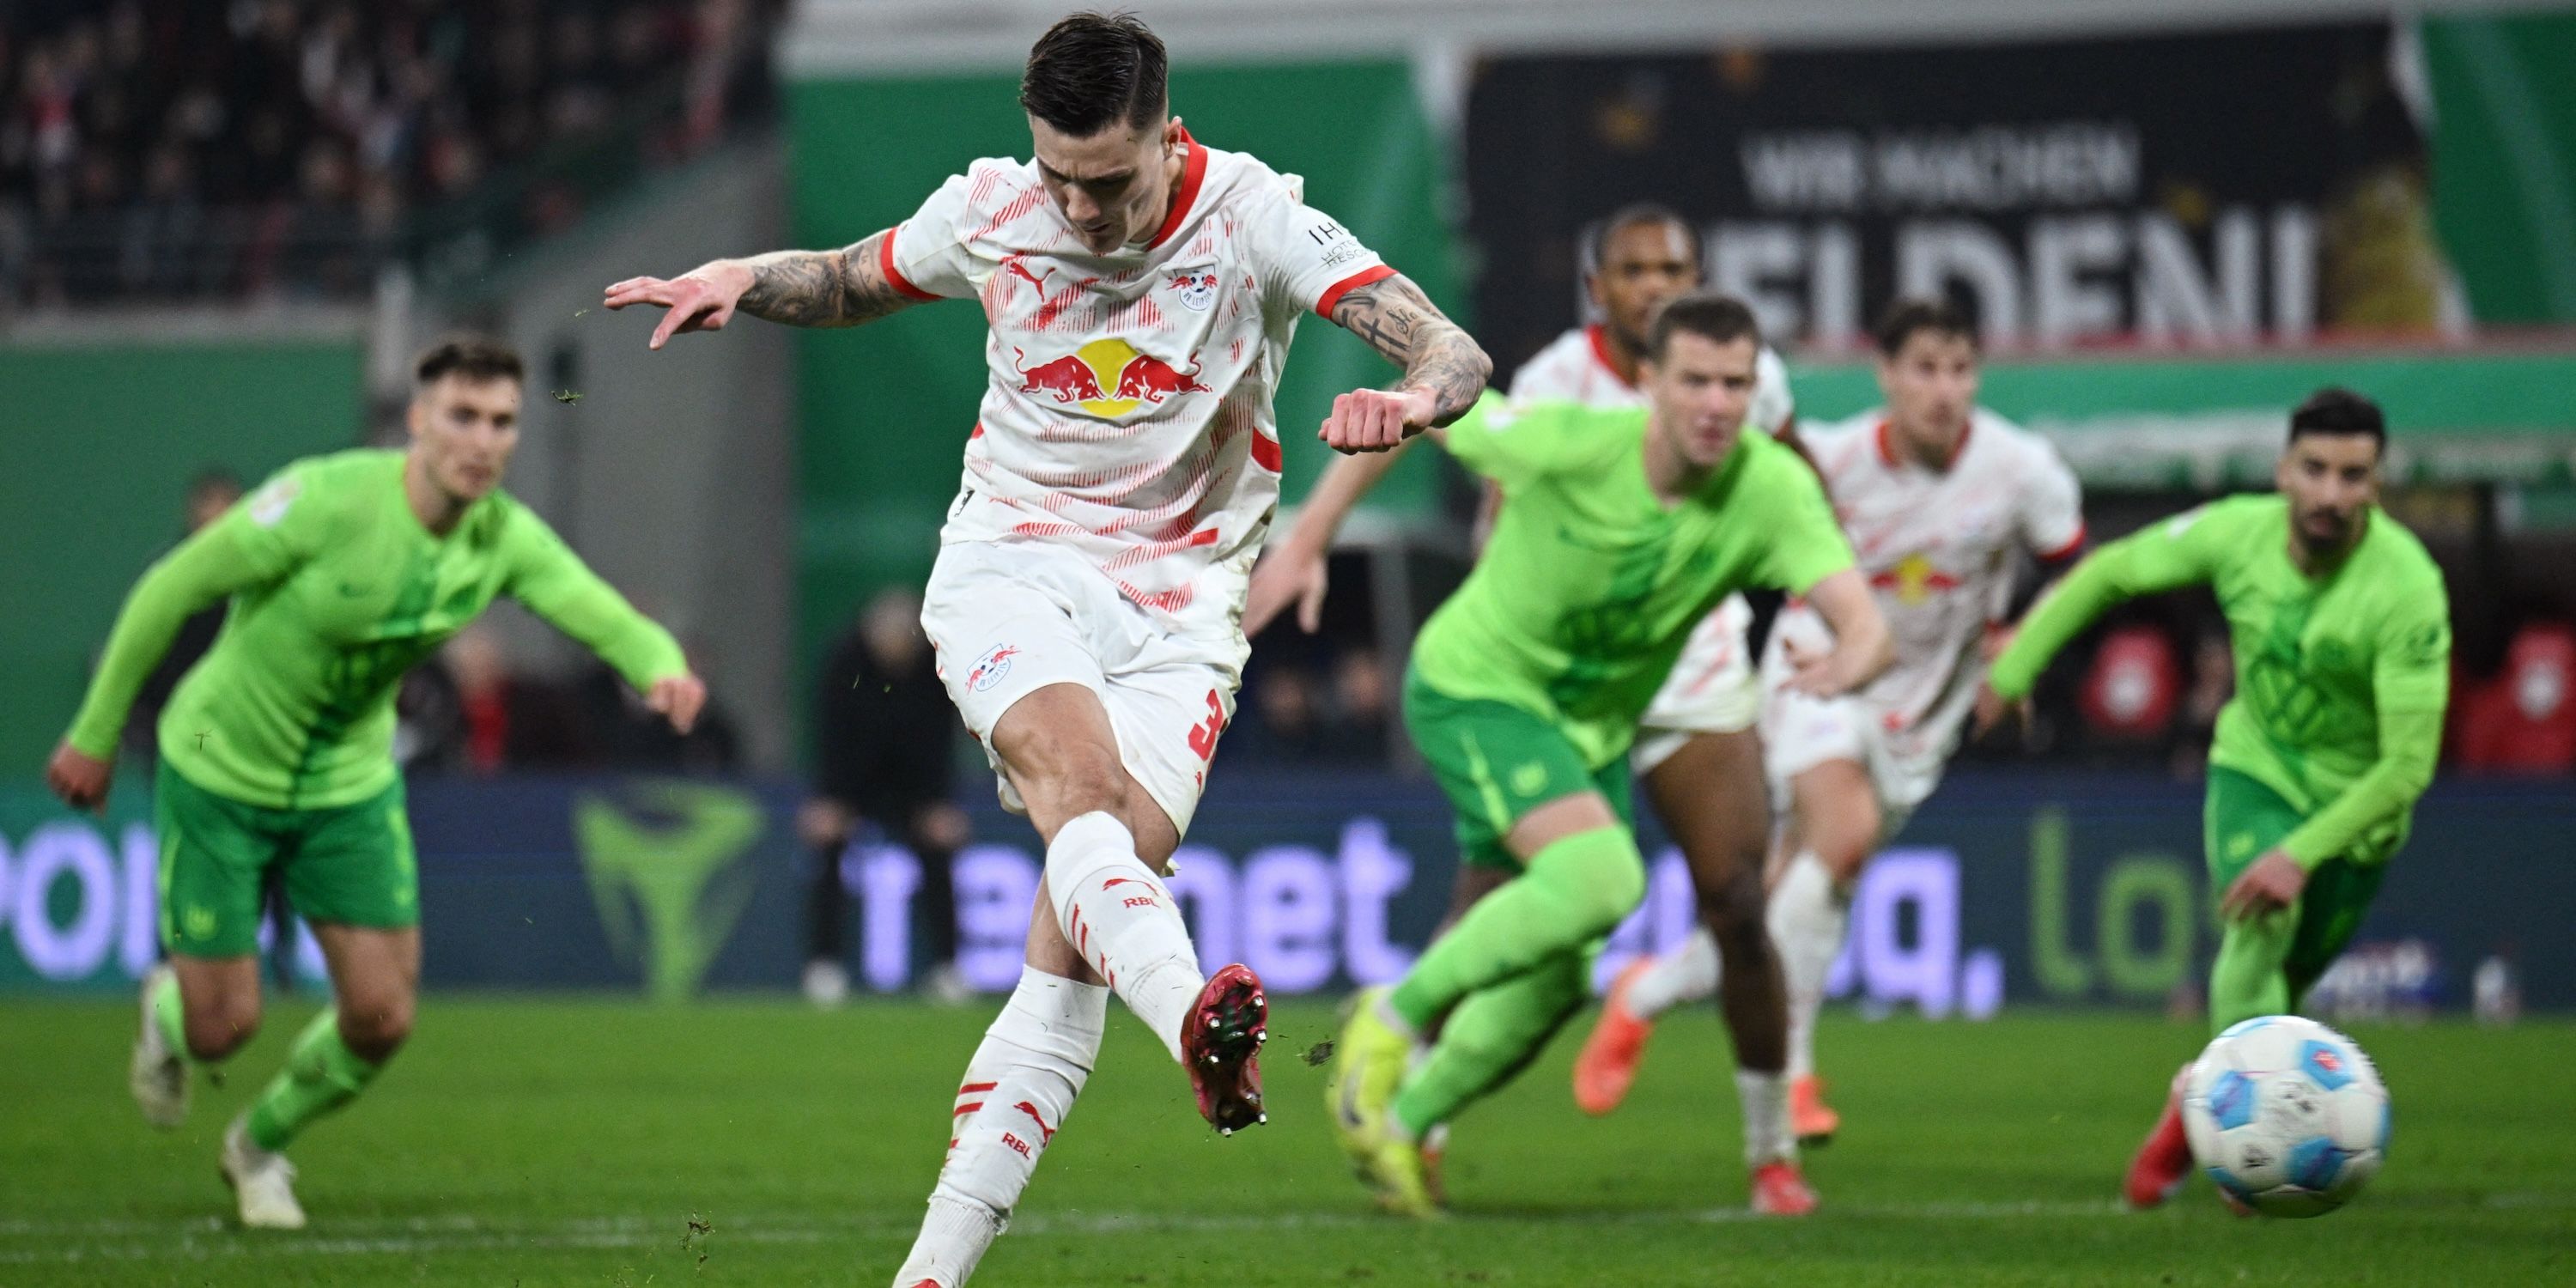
[605,15,1490,1286]
[1575,299,2086,1144]
[1251,209,1821,1214]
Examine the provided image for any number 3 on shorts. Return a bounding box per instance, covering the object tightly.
[1186,689,1226,762]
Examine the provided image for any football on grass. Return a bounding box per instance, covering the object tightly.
[2181,1015,2390,1217]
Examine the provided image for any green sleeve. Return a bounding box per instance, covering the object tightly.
[1753,445,1855,594]
[1442,395,1576,491]
[501,506,689,693]
[2278,600,2451,869]
[61,470,326,757]
[1989,503,2227,700]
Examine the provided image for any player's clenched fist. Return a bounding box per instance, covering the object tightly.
[45,742,112,814]
[1321,387,1437,454]
[605,261,757,350]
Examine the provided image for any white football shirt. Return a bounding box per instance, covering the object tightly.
[1766,408,2085,760]
[1507,324,1794,434]
[886,130,1392,631]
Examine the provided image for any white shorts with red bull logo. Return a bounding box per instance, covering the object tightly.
[921,538,1248,837]
[1630,595,1765,775]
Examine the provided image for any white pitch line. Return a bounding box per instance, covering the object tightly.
[2,1194,2568,1266]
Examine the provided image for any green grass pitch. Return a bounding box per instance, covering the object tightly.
[2,998,2568,1285]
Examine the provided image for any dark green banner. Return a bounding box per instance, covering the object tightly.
[0,340,368,775]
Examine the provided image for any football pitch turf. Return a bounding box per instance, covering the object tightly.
[3,998,2568,1286]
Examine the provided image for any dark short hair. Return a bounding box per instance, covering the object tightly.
[1022,11,1168,137]
[1874,296,1978,358]
[1645,292,1762,362]
[1588,203,1697,276]
[415,335,525,387]
[2288,386,2387,452]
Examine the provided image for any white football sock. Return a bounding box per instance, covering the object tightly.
[1047,811,1204,1061]
[1767,851,1848,1081]
[892,969,1107,1288]
[1626,927,1722,1021]
[1735,1067,1795,1166]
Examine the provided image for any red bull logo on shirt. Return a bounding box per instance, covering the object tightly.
[1012,337,1208,419]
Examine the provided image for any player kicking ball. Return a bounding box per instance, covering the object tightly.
[1318,295,1891,1216]
[1254,207,1816,1214]
[607,13,1488,1285]
[1574,299,2085,1145]
[46,337,707,1230]
[1983,389,2447,1210]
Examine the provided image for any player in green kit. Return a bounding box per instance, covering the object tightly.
[1321,295,1893,1215]
[46,337,708,1230]
[1982,388,2448,1210]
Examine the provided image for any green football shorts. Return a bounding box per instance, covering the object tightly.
[1403,671,1635,873]
[2203,766,2389,1004]
[154,759,420,957]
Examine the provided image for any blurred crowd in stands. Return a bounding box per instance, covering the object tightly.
[1,0,783,306]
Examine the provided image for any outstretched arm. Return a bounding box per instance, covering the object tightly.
[51,526,281,810]
[1317,273,1492,453]
[1988,511,2218,702]
[506,518,704,733]
[605,229,927,349]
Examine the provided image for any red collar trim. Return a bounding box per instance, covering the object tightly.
[1146,127,1206,251]
[1586,324,1637,391]
[1878,417,1972,471]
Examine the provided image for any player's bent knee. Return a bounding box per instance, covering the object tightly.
[1548,838,1647,937]
[1696,866,1768,943]
[185,1006,258,1062]
[337,995,416,1060]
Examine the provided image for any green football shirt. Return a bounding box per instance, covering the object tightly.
[1990,494,2450,868]
[66,449,687,811]
[1408,396,1854,769]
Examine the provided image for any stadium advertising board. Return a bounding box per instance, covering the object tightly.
[1463,22,2456,364]
[3,773,2565,1011]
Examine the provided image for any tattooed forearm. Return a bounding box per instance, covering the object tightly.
[1327,274,1492,425]
[737,231,915,328]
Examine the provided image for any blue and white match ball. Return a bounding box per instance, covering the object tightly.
[2180,1015,2390,1218]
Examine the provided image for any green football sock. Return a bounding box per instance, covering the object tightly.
[150,969,191,1059]
[1393,948,1593,1139]
[245,1010,381,1152]
[1388,825,1644,1033]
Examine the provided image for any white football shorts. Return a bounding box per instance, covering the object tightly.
[921,539,1246,837]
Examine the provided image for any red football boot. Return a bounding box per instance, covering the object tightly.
[2123,1064,2196,1211]
[1572,959,1657,1116]
[1183,963,1268,1135]
[1749,1159,1820,1216]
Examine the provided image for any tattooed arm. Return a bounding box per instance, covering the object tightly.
[1319,273,1492,453]
[604,229,925,349]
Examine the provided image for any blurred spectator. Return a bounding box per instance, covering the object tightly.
[118,468,240,762]
[2172,626,2235,779]
[2451,619,2576,775]
[2075,623,2181,749]
[0,0,787,305]
[1324,647,1394,762]
[1228,663,1327,763]
[803,588,971,1005]
[446,623,515,775]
